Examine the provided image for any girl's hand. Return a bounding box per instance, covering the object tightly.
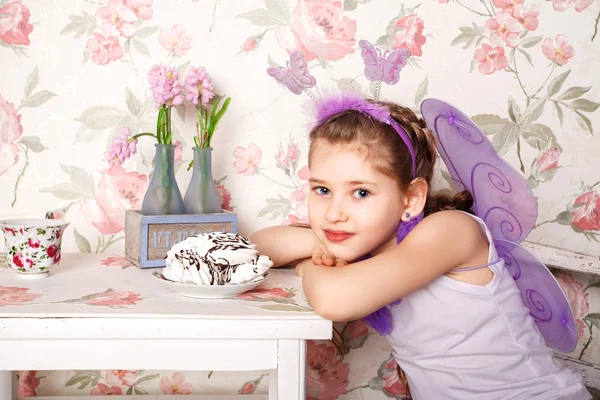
[312,244,348,267]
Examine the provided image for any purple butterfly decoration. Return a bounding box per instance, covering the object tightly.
[267,51,316,95]
[359,39,411,85]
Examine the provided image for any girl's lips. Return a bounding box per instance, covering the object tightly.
[324,229,355,243]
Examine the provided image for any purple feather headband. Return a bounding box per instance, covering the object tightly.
[312,90,417,179]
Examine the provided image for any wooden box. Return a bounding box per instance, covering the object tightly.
[125,210,238,268]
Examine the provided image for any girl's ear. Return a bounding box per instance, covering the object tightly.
[401,178,428,221]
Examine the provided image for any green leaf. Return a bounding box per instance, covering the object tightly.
[264,0,290,20]
[126,387,133,395]
[585,313,600,330]
[517,48,533,66]
[19,90,56,109]
[237,9,284,27]
[134,387,149,395]
[547,70,571,98]
[414,76,428,106]
[40,183,83,200]
[574,111,593,134]
[522,124,557,150]
[125,88,141,116]
[558,86,591,100]
[520,35,542,48]
[19,136,47,153]
[134,373,160,385]
[75,106,128,130]
[518,97,546,125]
[491,122,521,155]
[343,0,357,10]
[133,25,159,38]
[557,211,574,225]
[508,97,521,123]
[570,99,600,113]
[65,374,89,388]
[552,101,564,126]
[471,114,512,136]
[24,66,39,97]
[60,163,95,199]
[74,229,92,253]
[132,39,150,57]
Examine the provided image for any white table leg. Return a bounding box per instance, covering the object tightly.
[0,371,14,400]
[268,368,278,400]
[275,339,306,400]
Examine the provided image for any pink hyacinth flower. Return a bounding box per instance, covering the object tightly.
[105,127,138,166]
[184,66,215,106]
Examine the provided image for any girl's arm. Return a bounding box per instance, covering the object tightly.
[296,211,490,321]
[250,223,319,267]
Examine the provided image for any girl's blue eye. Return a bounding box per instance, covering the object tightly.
[315,187,330,195]
[353,189,370,199]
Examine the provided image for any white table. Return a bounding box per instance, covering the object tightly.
[0,254,332,399]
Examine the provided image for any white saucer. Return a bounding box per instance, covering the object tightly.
[152,270,268,299]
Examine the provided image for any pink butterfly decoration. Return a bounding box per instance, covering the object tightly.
[359,39,411,85]
[267,51,316,95]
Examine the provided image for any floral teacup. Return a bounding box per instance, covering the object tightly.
[0,219,69,277]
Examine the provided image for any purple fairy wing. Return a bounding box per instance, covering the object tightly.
[289,51,316,88]
[267,66,303,95]
[421,98,577,353]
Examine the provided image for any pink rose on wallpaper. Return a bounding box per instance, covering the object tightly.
[0,94,23,176]
[512,5,540,31]
[86,33,124,65]
[85,290,142,307]
[380,357,407,397]
[216,184,233,211]
[532,147,560,177]
[571,190,600,232]
[174,140,183,164]
[392,14,426,56]
[236,287,291,301]
[159,25,192,56]
[485,12,521,48]
[341,319,370,349]
[91,383,123,395]
[284,165,310,225]
[275,0,356,62]
[546,0,598,12]
[241,36,258,52]
[96,0,137,38]
[160,372,193,395]
[492,0,524,13]
[306,341,349,400]
[0,286,41,307]
[233,143,262,176]
[474,43,508,74]
[101,256,133,268]
[239,381,257,394]
[123,0,153,20]
[81,166,148,235]
[105,370,138,387]
[542,35,575,66]
[0,1,33,46]
[18,371,40,397]
[556,272,589,339]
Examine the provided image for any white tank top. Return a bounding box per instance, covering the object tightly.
[386,213,591,400]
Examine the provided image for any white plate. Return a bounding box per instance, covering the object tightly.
[152,270,268,299]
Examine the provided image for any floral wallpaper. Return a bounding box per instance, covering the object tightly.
[1,0,600,398]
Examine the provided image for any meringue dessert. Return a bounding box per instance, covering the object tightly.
[162,232,273,286]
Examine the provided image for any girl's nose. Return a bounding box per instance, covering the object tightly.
[325,198,349,223]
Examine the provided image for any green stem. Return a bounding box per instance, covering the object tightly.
[347,384,370,393]
[454,0,491,16]
[592,11,600,42]
[131,132,157,140]
[11,144,29,208]
[535,218,558,228]
[590,180,600,189]
[99,235,124,253]
[516,138,525,173]
[257,169,299,189]
[506,65,530,101]
[167,106,172,145]
[579,319,594,360]
[527,64,555,107]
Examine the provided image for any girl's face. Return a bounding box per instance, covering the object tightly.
[308,141,406,262]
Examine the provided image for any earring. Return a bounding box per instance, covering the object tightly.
[404,212,410,219]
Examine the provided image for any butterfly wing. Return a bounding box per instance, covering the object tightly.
[495,239,578,353]
[359,39,384,82]
[267,66,304,95]
[288,51,316,89]
[382,47,411,85]
[421,98,578,353]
